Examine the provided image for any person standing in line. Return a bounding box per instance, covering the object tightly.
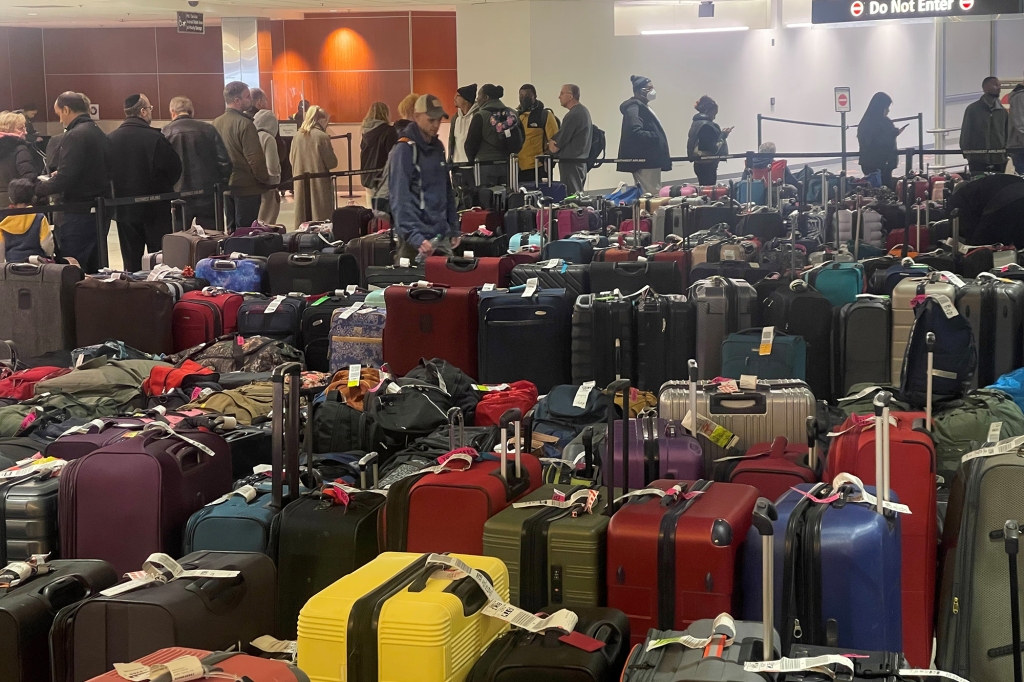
[163,96,232,229]
[1,179,55,264]
[448,84,478,203]
[616,75,670,195]
[35,91,112,274]
[465,84,520,189]
[213,81,270,232]
[388,94,460,263]
[961,76,1009,174]
[394,93,420,132]
[856,92,904,188]
[249,88,270,116]
[360,101,398,213]
[106,93,182,271]
[254,109,282,223]
[517,84,559,183]
[0,111,38,207]
[1007,72,1024,174]
[289,105,338,228]
[548,84,592,196]
[687,95,732,186]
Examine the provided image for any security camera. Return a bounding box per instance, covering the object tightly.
[188,0,199,7]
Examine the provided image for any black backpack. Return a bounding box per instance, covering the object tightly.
[488,107,525,155]
[899,295,977,407]
[588,124,606,170]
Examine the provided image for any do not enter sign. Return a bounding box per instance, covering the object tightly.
[835,87,852,113]
[851,0,865,14]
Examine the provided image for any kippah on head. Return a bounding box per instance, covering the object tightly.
[124,94,142,109]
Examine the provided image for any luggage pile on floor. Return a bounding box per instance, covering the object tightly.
[3,168,1024,682]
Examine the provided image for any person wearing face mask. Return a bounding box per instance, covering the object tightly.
[106,93,183,272]
[617,75,671,195]
[961,77,1010,174]
[687,95,733,186]
[857,92,905,189]
[517,84,559,184]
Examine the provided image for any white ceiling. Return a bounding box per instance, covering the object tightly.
[0,0,479,27]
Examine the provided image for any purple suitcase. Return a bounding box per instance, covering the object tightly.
[608,411,703,489]
[43,417,153,462]
[58,424,233,575]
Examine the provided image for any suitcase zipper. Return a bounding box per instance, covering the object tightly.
[656,479,710,630]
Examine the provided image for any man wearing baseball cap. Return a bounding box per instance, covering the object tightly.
[388,94,461,262]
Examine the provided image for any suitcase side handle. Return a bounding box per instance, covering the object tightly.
[445,257,481,272]
[39,574,94,611]
[606,378,630,511]
[184,573,246,614]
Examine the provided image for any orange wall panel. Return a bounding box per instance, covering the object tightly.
[411,15,457,71]
[46,74,159,121]
[281,17,411,72]
[44,28,158,75]
[413,70,459,108]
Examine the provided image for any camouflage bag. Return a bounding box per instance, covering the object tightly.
[170,335,304,374]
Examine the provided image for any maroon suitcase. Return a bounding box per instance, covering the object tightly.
[650,248,692,290]
[424,256,515,288]
[44,418,154,462]
[75,277,175,354]
[58,425,233,575]
[606,476,760,646]
[382,285,479,377]
[728,434,818,503]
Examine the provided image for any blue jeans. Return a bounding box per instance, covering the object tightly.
[224,194,261,233]
[57,212,105,274]
[1012,152,1024,175]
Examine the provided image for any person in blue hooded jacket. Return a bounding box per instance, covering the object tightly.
[388,94,461,263]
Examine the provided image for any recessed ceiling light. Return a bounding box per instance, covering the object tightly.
[28,11,37,15]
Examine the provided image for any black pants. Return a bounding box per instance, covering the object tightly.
[58,212,107,274]
[518,167,548,184]
[861,166,894,190]
[694,162,718,186]
[476,164,508,189]
[224,194,261,233]
[968,159,1008,174]
[117,217,171,273]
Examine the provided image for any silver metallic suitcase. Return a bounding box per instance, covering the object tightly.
[659,378,815,463]
[691,277,756,379]
[891,273,958,385]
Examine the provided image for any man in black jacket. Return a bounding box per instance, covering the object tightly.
[617,75,671,195]
[36,91,113,274]
[107,94,182,271]
[163,96,232,229]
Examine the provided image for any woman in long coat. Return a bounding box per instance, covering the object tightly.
[290,105,338,227]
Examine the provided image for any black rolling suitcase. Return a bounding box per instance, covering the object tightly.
[221,232,285,257]
[267,252,360,295]
[636,292,695,393]
[332,205,372,241]
[590,261,682,295]
[345,231,395,287]
[365,264,425,289]
[834,296,891,397]
[510,262,591,299]
[590,293,636,387]
[300,292,367,372]
[683,204,738,236]
[457,231,512,258]
[763,280,833,398]
[236,294,305,346]
[0,558,118,682]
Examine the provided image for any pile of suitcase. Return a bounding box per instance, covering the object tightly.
[2,168,1024,682]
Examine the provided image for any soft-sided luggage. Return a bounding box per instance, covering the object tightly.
[299,292,362,373]
[267,252,360,295]
[172,289,244,352]
[344,231,394,288]
[955,273,1024,387]
[835,295,891,397]
[333,204,372,241]
[49,550,276,682]
[0,263,82,357]
[382,285,479,377]
[721,328,807,381]
[741,391,903,655]
[236,294,305,346]
[58,425,233,575]
[194,255,267,293]
[763,279,832,397]
[461,207,502,233]
[890,272,959,385]
[425,255,515,288]
[635,292,696,393]
[0,558,118,682]
[457,230,511,258]
[327,302,386,373]
[74,277,175,354]
[826,408,936,668]
[83,648,308,681]
[383,409,542,555]
[222,231,285,257]
[532,383,615,459]
[510,261,590,299]
[729,432,818,502]
[161,226,228,269]
[478,289,571,393]
[899,294,977,407]
[542,238,594,264]
[691,276,756,379]
[468,607,630,682]
[365,264,424,289]
[296,552,510,682]
[590,261,682,296]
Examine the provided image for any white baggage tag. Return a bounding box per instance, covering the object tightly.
[739,375,758,391]
[572,381,596,409]
[897,669,971,682]
[522,277,539,298]
[837,385,882,403]
[464,250,475,258]
[831,473,912,514]
[474,383,510,392]
[647,613,736,651]
[930,294,958,318]
[759,326,774,356]
[399,257,411,268]
[100,553,240,597]
[482,283,495,291]
[191,219,206,237]
[513,488,598,511]
[251,635,298,655]
[542,259,561,269]
[986,422,1003,445]
[252,464,273,475]
[112,662,153,681]
[722,250,736,261]
[962,435,1024,463]
[205,484,258,507]
[264,295,286,315]
[339,301,363,320]
[613,484,684,503]
[940,271,967,288]
[0,457,65,479]
[744,655,854,676]
[347,284,358,295]
[348,364,361,387]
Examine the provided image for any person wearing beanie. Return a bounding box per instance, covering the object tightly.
[465,83,523,188]
[106,92,182,271]
[687,95,732,186]
[448,83,479,201]
[617,75,671,195]
[517,83,559,184]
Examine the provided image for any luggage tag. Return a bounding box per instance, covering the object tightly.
[646,612,736,651]
[0,553,51,589]
[205,485,258,507]
[681,412,739,450]
[521,277,539,298]
[141,423,217,459]
[347,364,361,387]
[986,421,1003,446]
[572,381,596,409]
[100,552,240,597]
[759,326,774,356]
[744,654,854,677]
[513,488,598,514]
[251,634,298,663]
[962,434,1024,463]
[0,456,65,480]
[113,655,231,682]
[831,473,912,515]
[481,283,496,291]
[929,293,959,318]
[420,449,477,475]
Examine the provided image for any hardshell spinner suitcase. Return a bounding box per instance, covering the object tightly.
[0,469,61,564]
[607,479,760,646]
[659,379,816,464]
[763,281,833,398]
[955,275,1024,388]
[585,295,637,387]
[296,552,510,682]
[803,261,864,307]
[636,293,696,393]
[478,289,572,394]
[0,558,118,682]
[382,286,479,377]
[74,278,175,354]
[328,304,386,373]
[267,252,360,295]
[83,648,308,681]
[891,274,958,385]
[835,296,891,396]
[691,277,756,379]
[425,256,515,289]
[0,263,82,357]
[510,262,591,299]
[49,550,276,682]
[58,427,233,575]
[161,227,229,269]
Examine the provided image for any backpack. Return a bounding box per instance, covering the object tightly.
[899,295,977,407]
[588,124,606,170]
[171,335,304,373]
[313,391,369,454]
[931,389,1024,480]
[488,107,525,155]
[531,384,614,459]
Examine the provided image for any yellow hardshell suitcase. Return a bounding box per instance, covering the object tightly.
[297,551,509,682]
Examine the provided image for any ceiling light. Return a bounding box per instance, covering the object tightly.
[28,11,37,15]
[641,25,749,34]
[786,22,813,27]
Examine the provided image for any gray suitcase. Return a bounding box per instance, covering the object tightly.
[955,274,1024,388]
[1,474,60,565]
[891,273,958,385]
[691,277,756,379]
[659,376,815,464]
[161,227,229,269]
[0,263,82,356]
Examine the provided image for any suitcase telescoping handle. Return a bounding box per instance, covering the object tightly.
[925,332,936,432]
[581,426,595,480]
[448,406,465,450]
[606,378,630,514]
[752,497,779,662]
[499,408,523,481]
[872,390,893,514]
[951,208,960,266]
[806,415,818,471]
[1005,519,1024,682]
[271,362,304,509]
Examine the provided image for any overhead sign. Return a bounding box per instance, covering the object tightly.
[835,87,851,113]
[812,0,1021,22]
[177,11,204,34]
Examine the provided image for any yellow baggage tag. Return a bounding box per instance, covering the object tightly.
[759,326,774,356]
[347,364,361,388]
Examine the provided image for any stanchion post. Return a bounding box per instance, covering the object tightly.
[346,133,354,198]
[94,196,108,270]
[301,174,313,223]
[917,112,924,172]
[757,114,763,149]
[214,184,225,233]
[840,112,847,173]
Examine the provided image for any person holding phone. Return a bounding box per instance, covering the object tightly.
[858,92,904,188]
[687,95,732,186]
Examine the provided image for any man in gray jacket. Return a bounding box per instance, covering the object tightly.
[548,84,592,195]
[1008,73,1024,174]
[960,76,1009,174]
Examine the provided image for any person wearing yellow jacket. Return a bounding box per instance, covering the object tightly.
[517,84,559,184]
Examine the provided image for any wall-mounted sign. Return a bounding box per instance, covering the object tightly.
[812,0,1021,22]
[89,103,100,120]
[278,122,298,137]
[177,11,205,34]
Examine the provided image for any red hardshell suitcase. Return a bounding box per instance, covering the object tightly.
[825,410,936,668]
[606,477,760,646]
[85,648,306,681]
[383,409,542,555]
[425,256,515,288]
[460,208,502,234]
[58,426,233,576]
[172,289,245,352]
[382,285,479,377]
[896,177,929,202]
[885,226,931,253]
